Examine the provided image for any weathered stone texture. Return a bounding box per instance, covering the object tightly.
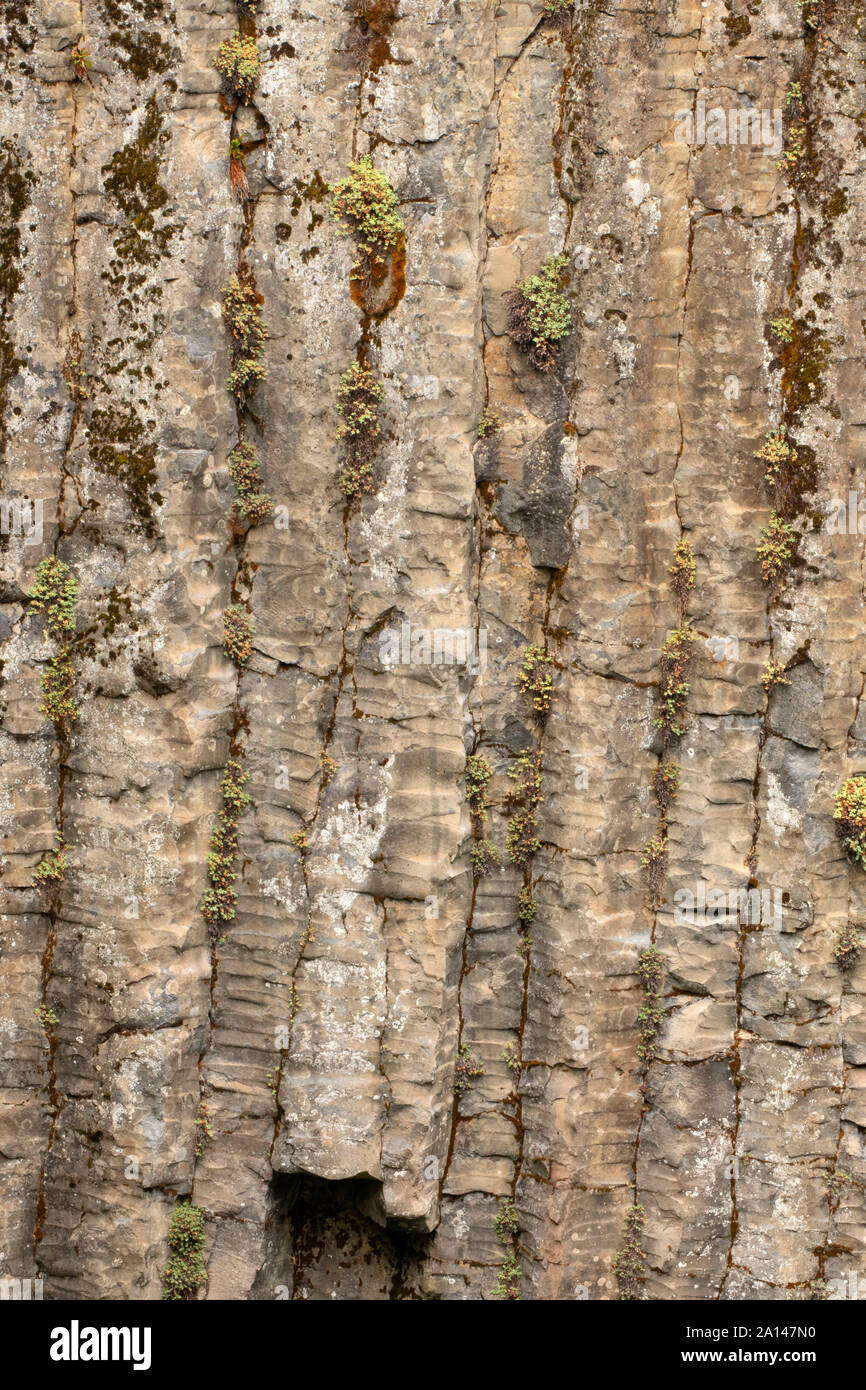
[0,0,865,1300]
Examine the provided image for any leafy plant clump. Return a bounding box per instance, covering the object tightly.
[834,776,866,869]
[755,424,797,489]
[40,652,78,727]
[466,753,493,825]
[506,808,540,868]
[640,832,667,902]
[518,885,537,926]
[30,559,80,736]
[770,314,795,345]
[506,748,544,809]
[194,1101,214,1157]
[69,43,93,82]
[200,759,251,939]
[29,557,79,637]
[34,1004,59,1030]
[668,538,695,604]
[289,828,308,856]
[508,254,570,372]
[612,1203,646,1300]
[493,1254,522,1300]
[471,838,499,876]
[777,120,806,173]
[227,442,272,524]
[654,627,694,738]
[833,924,863,972]
[328,154,404,280]
[477,407,502,439]
[756,513,797,584]
[32,835,68,887]
[495,1198,519,1244]
[636,945,665,1063]
[518,644,556,718]
[213,34,260,104]
[454,1043,483,1096]
[653,762,680,811]
[319,752,338,784]
[502,1042,521,1075]
[223,604,255,667]
[761,660,790,693]
[335,360,384,501]
[222,271,267,403]
[162,1202,207,1301]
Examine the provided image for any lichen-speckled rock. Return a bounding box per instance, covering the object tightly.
[0,0,865,1301]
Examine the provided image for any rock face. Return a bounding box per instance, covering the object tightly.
[0,0,864,1301]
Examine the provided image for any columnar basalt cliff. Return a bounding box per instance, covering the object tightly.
[0,0,865,1301]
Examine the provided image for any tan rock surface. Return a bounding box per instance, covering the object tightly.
[0,0,864,1300]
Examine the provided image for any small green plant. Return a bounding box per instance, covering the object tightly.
[502,1043,521,1076]
[213,34,260,103]
[466,753,493,824]
[68,42,93,82]
[833,924,863,971]
[755,424,797,488]
[32,835,68,887]
[612,1203,646,1300]
[328,154,404,281]
[508,254,571,372]
[493,1254,522,1300]
[518,645,555,717]
[518,885,537,926]
[834,776,866,868]
[761,660,790,693]
[477,407,502,439]
[201,760,250,938]
[770,314,795,345]
[495,1197,519,1243]
[636,946,665,1063]
[654,627,694,738]
[640,832,667,901]
[194,1101,214,1157]
[797,0,819,30]
[227,442,272,524]
[544,0,573,14]
[471,838,499,876]
[34,1004,59,1030]
[668,539,695,604]
[786,81,803,106]
[506,808,540,868]
[229,136,249,202]
[652,762,680,810]
[454,1043,483,1096]
[290,828,308,856]
[162,1202,207,1300]
[29,558,78,637]
[222,271,267,403]
[756,513,797,584]
[336,360,384,501]
[223,604,254,667]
